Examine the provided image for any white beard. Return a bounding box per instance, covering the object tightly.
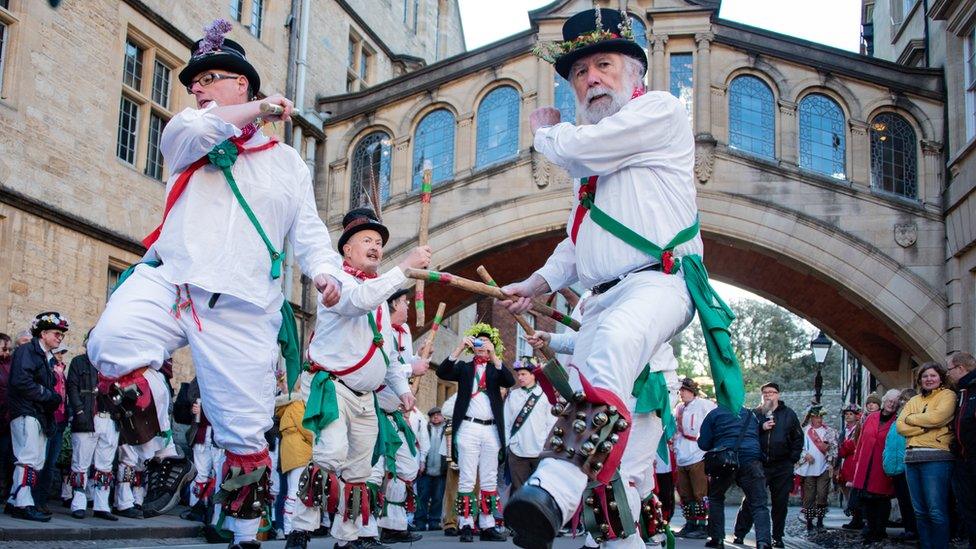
[576,81,633,124]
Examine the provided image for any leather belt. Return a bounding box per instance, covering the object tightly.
[334,375,368,397]
[464,416,495,426]
[590,263,662,295]
[96,412,112,418]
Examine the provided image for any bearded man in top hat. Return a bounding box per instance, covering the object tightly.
[86,19,344,549]
[289,208,430,549]
[500,7,702,549]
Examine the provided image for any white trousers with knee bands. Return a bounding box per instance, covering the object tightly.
[528,271,690,548]
[10,416,46,508]
[369,420,420,532]
[456,420,500,530]
[116,443,147,511]
[70,415,119,512]
[189,427,224,507]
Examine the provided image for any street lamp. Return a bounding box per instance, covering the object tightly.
[810,331,833,404]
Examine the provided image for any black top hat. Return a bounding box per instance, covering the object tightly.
[387,288,410,305]
[546,8,648,80]
[179,20,261,97]
[31,311,70,337]
[337,208,389,252]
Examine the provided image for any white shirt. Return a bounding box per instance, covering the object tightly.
[533,92,703,291]
[796,426,830,477]
[674,397,717,467]
[465,362,493,421]
[408,408,430,467]
[376,322,418,412]
[155,104,342,310]
[307,267,410,396]
[504,384,555,458]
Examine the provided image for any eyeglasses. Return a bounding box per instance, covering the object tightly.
[186,72,240,93]
[44,331,65,340]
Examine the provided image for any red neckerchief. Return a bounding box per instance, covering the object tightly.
[807,425,829,455]
[343,261,378,281]
[471,357,488,398]
[392,324,407,351]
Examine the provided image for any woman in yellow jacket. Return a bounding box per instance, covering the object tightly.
[274,375,313,542]
[896,362,956,549]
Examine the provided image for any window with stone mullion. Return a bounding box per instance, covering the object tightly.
[116,95,140,165]
[728,75,775,160]
[966,30,976,140]
[250,0,263,38]
[412,109,456,189]
[351,132,392,208]
[123,39,144,92]
[870,112,917,199]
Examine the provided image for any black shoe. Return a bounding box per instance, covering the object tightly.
[459,525,474,543]
[806,518,814,532]
[71,509,86,519]
[357,537,391,549]
[114,506,143,519]
[94,510,118,521]
[704,539,724,548]
[504,484,560,549]
[731,536,744,544]
[13,505,52,522]
[36,504,51,515]
[816,517,825,530]
[62,498,71,508]
[772,539,785,548]
[380,528,422,543]
[228,542,261,549]
[841,520,863,530]
[142,456,195,518]
[480,526,508,542]
[312,525,330,537]
[180,502,207,522]
[204,523,232,543]
[3,502,13,515]
[285,530,311,549]
[443,527,458,536]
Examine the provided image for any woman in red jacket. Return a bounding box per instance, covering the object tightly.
[836,403,862,529]
[851,389,901,543]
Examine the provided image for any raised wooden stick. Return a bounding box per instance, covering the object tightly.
[402,268,581,331]
[476,266,556,361]
[420,302,446,359]
[415,160,434,327]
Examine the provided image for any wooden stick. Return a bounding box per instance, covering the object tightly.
[415,160,434,327]
[476,266,556,361]
[420,302,447,359]
[402,268,581,331]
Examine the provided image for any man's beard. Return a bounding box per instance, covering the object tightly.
[576,80,634,124]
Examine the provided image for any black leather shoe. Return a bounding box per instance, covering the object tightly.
[284,530,311,549]
[142,457,195,518]
[732,536,744,544]
[13,505,52,522]
[36,504,52,515]
[459,525,474,542]
[380,528,422,543]
[114,506,143,519]
[71,509,86,519]
[94,510,119,521]
[704,539,725,548]
[357,537,391,549]
[480,526,508,542]
[3,502,14,515]
[504,484,560,549]
[772,539,785,548]
[443,527,458,536]
[842,520,864,530]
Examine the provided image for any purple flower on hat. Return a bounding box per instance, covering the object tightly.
[196,18,232,55]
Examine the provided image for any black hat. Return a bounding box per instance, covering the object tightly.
[538,8,647,80]
[387,288,410,306]
[337,208,389,252]
[30,311,70,337]
[179,20,261,97]
[760,382,780,393]
[679,377,700,395]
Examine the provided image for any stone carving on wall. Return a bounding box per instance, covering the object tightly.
[894,223,918,248]
[694,135,717,184]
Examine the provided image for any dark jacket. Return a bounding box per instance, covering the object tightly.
[436,357,515,451]
[7,338,61,435]
[67,354,110,433]
[0,357,12,434]
[953,369,976,460]
[752,400,803,465]
[174,379,207,447]
[698,406,763,466]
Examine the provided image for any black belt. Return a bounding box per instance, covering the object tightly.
[333,375,368,397]
[463,416,495,426]
[590,264,662,295]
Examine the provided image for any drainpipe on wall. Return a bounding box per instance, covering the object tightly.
[294,0,312,118]
[922,0,930,68]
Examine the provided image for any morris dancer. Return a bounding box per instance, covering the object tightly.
[501,8,707,548]
[672,378,714,539]
[503,357,554,492]
[289,209,430,549]
[173,377,221,523]
[436,324,514,543]
[86,19,343,548]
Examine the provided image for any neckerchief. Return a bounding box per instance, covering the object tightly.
[343,262,377,281]
[392,324,408,351]
[470,360,487,398]
[521,383,537,393]
[807,425,828,455]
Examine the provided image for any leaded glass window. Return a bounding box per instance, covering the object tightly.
[123,40,143,90]
[799,93,846,179]
[728,75,775,160]
[670,53,693,119]
[250,0,263,38]
[116,96,139,165]
[412,109,455,189]
[230,0,243,21]
[554,74,576,124]
[151,60,171,109]
[350,132,392,208]
[144,113,165,180]
[870,113,917,199]
[475,86,520,168]
[629,16,647,49]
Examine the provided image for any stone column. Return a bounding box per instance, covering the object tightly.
[520,90,538,155]
[393,136,412,195]
[455,112,475,177]
[328,158,349,216]
[651,34,668,92]
[694,32,714,136]
[848,120,870,187]
[777,99,798,165]
[921,140,943,204]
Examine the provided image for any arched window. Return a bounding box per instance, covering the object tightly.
[412,109,455,189]
[629,16,648,49]
[554,74,576,124]
[870,113,917,199]
[350,131,391,208]
[475,86,520,168]
[799,93,846,179]
[728,75,775,160]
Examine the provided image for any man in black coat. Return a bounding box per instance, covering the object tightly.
[732,382,803,548]
[436,323,514,543]
[66,342,119,520]
[7,312,68,522]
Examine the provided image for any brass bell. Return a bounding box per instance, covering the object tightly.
[614,418,629,432]
[600,523,610,533]
[573,419,587,433]
[592,461,604,471]
[607,405,618,416]
[643,504,653,513]
[585,496,595,506]
[588,433,600,444]
[565,448,576,458]
[553,427,564,437]
[252,501,262,511]
[609,433,620,444]
[597,441,613,454]
[551,403,565,416]
[580,441,596,455]
[592,412,609,427]
[549,436,565,451]
[573,391,586,403]
[576,411,587,421]
[608,500,618,511]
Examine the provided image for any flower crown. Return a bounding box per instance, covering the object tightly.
[196,19,232,56]
[533,7,636,64]
[463,322,505,356]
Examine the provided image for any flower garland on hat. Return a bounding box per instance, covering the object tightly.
[532,7,635,64]
[462,322,504,357]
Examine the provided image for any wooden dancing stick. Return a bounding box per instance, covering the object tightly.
[402,268,581,331]
[415,160,434,327]
[419,302,447,360]
[476,266,556,361]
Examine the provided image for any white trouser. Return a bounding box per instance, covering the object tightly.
[70,415,119,512]
[371,417,420,532]
[456,419,500,529]
[528,271,690,549]
[10,416,47,508]
[282,468,303,535]
[189,428,223,507]
[293,382,378,541]
[116,444,148,511]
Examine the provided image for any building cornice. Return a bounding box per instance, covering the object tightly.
[120,0,195,49]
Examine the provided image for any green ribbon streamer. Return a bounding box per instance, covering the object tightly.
[541,359,574,400]
[373,393,402,471]
[389,410,418,457]
[631,365,677,461]
[302,371,339,440]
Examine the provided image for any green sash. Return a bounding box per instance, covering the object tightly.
[631,365,676,461]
